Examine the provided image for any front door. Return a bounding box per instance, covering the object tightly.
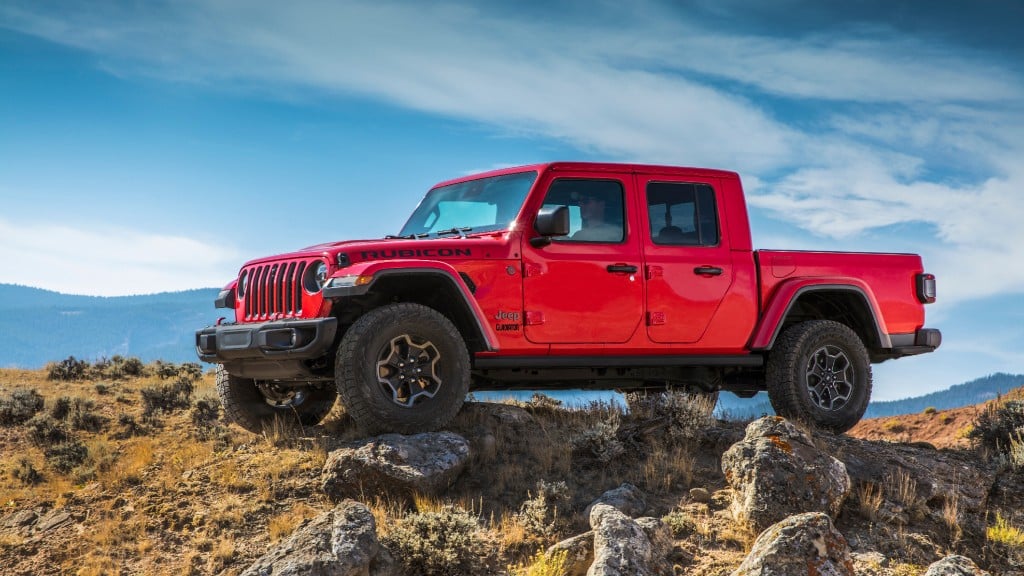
[521,173,644,344]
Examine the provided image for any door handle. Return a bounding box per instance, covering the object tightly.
[693,266,723,276]
[607,264,638,274]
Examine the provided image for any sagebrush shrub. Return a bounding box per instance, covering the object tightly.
[113,414,148,439]
[27,414,70,446]
[140,377,194,418]
[517,480,570,541]
[50,396,107,431]
[970,400,1024,455]
[46,356,89,381]
[625,389,715,442]
[45,440,89,473]
[152,360,180,380]
[191,396,227,442]
[571,414,624,463]
[12,457,43,485]
[382,505,488,576]
[0,388,44,425]
[526,393,563,411]
[94,355,146,380]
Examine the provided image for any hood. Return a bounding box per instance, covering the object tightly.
[239,232,519,270]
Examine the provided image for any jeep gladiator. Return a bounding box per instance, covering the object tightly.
[196,162,940,434]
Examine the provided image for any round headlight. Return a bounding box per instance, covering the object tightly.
[238,270,249,298]
[303,260,329,293]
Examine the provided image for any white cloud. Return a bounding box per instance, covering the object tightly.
[3,0,1023,306]
[0,218,241,296]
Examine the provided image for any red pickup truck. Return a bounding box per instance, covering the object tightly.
[196,162,940,434]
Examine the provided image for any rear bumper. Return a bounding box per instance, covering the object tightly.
[195,317,338,364]
[880,328,942,360]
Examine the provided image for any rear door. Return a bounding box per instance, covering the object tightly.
[521,171,644,344]
[640,176,734,343]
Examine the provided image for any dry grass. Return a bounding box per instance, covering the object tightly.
[884,467,920,510]
[856,482,884,521]
[100,437,155,487]
[639,445,695,494]
[268,502,320,543]
[4,362,1024,575]
[882,418,907,434]
[368,494,409,540]
[507,549,569,576]
[987,512,1024,548]
[1010,433,1024,469]
[942,490,962,544]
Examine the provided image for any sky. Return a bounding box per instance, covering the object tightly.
[1,1,1022,399]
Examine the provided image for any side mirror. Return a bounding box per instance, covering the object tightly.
[531,206,570,247]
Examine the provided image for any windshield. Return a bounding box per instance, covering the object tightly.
[398,171,538,237]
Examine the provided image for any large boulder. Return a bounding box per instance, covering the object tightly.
[731,512,853,576]
[822,433,994,518]
[635,517,674,574]
[588,504,654,576]
[321,432,471,501]
[721,417,851,532]
[240,500,381,576]
[923,555,990,576]
[547,531,594,576]
[585,483,647,518]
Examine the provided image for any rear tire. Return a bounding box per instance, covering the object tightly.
[766,320,871,434]
[216,366,337,433]
[336,303,470,435]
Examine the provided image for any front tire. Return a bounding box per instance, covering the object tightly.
[766,320,871,434]
[216,366,337,433]
[336,303,470,435]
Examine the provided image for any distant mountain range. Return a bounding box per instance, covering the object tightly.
[713,371,1024,420]
[3,283,1021,417]
[0,283,221,368]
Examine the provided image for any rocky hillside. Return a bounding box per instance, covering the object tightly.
[2,361,1023,575]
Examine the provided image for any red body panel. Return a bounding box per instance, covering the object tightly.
[754,250,926,339]
[226,162,933,360]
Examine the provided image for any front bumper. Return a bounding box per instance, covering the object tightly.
[195,317,338,364]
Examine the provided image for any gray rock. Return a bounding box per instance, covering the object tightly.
[33,510,72,534]
[547,531,594,576]
[1,509,38,530]
[721,417,851,532]
[241,500,379,576]
[459,402,535,426]
[851,551,888,576]
[689,487,711,503]
[822,433,994,521]
[923,555,990,576]
[588,504,654,576]
[321,432,470,501]
[635,517,674,575]
[585,483,647,519]
[731,512,853,576]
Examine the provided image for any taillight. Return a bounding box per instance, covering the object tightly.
[916,273,936,304]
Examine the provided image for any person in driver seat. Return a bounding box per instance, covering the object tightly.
[571,191,623,242]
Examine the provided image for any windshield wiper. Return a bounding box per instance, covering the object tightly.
[385,233,430,240]
[434,227,473,238]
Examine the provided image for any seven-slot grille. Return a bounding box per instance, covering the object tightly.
[242,261,308,321]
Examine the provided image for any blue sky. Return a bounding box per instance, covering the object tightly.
[1,1,1022,399]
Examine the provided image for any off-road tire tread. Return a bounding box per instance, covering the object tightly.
[766,320,872,434]
[216,366,336,433]
[336,303,470,435]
